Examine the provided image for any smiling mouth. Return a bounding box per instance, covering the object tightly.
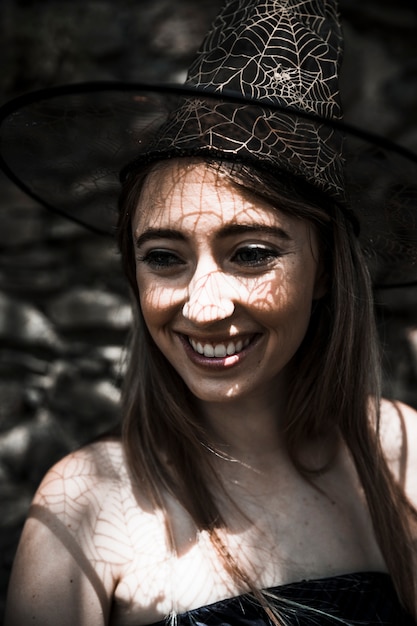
[188,336,252,358]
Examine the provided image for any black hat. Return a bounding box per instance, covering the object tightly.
[1,0,417,287]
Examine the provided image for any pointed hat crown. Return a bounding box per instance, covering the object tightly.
[135,0,345,202]
[187,0,342,116]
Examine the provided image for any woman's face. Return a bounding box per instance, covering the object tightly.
[132,159,326,406]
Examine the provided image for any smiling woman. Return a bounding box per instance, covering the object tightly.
[131,159,325,406]
[114,154,417,623]
[2,0,417,625]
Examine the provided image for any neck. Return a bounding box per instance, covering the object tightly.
[197,386,288,462]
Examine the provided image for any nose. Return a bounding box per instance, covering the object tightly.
[182,270,239,324]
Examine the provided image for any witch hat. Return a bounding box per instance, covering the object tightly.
[0,0,417,287]
[126,0,345,201]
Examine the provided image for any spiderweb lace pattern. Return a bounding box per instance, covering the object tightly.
[144,0,346,201]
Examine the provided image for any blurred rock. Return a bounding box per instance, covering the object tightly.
[47,286,132,332]
[0,381,29,432]
[95,345,129,380]
[0,349,51,377]
[0,411,71,483]
[50,368,120,421]
[0,246,71,294]
[0,292,63,353]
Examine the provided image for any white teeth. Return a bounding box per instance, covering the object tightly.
[227,342,235,355]
[214,344,227,358]
[188,336,252,358]
[203,344,215,357]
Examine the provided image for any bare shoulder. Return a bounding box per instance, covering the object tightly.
[379,398,417,507]
[28,437,141,573]
[4,439,134,626]
[33,438,128,517]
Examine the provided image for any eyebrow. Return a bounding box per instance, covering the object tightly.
[218,224,291,241]
[134,223,291,248]
[135,228,186,248]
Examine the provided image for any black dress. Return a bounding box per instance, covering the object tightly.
[149,572,416,625]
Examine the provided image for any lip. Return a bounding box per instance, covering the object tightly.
[177,332,261,369]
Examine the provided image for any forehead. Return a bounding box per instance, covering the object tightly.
[132,159,294,233]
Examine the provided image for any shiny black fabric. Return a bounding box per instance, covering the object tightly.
[149,572,416,625]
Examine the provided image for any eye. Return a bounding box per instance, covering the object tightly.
[231,244,281,267]
[138,249,186,270]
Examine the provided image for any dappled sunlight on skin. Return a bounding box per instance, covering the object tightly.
[132,158,325,409]
[8,382,410,625]
[18,440,294,622]
[28,504,110,617]
[10,437,388,624]
[12,440,217,625]
[182,269,238,323]
[181,261,290,324]
[29,439,335,622]
[225,382,240,398]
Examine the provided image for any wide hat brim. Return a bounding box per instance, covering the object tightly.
[1,81,417,288]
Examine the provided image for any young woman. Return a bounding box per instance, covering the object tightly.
[2,0,417,624]
[4,154,417,625]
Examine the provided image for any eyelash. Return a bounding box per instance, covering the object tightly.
[231,245,282,267]
[138,250,185,270]
[138,245,282,271]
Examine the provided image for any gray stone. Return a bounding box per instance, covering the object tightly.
[0,293,63,353]
[0,247,71,294]
[50,368,120,423]
[0,477,32,528]
[0,381,29,432]
[47,287,132,331]
[94,345,129,380]
[0,412,72,483]
[0,350,51,378]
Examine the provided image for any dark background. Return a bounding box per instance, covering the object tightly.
[1,0,417,621]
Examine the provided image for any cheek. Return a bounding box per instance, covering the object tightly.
[138,279,184,330]
[251,267,316,330]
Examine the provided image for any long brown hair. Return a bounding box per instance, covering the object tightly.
[117,157,417,617]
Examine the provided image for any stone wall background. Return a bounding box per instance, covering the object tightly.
[0,0,416,621]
